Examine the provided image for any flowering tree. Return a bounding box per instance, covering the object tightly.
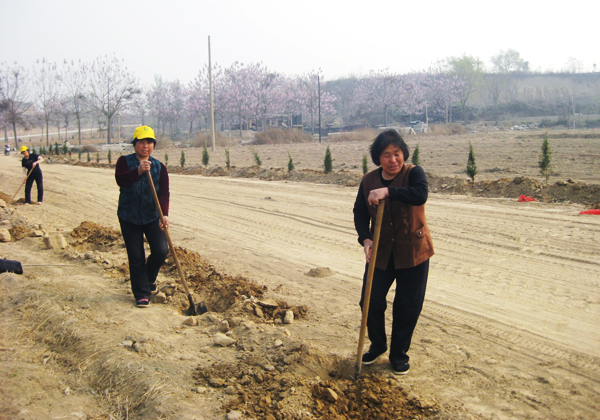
[222,62,259,135]
[283,70,337,135]
[0,62,31,148]
[59,60,88,144]
[32,58,60,146]
[164,80,186,135]
[353,69,403,126]
[88,54,139,143]
[187,64,226,135]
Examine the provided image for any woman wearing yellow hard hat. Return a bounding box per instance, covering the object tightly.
[20,146,44,205]
[115,126,170,308]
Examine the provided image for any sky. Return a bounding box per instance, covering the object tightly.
[1,0,598,87]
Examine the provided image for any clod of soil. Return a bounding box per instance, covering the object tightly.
[306,267,335,278]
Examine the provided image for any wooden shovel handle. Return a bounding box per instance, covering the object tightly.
[145,171,192,297]
[354,201,385,375]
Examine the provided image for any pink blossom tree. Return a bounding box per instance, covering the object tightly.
[353,69,403,126]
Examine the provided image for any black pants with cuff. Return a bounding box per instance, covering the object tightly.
[119,218,168,301]
[25,171,43,204]
[360,257,429,365]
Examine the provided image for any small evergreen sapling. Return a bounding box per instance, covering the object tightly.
[539,135,552,184]
[202,143,210,167]
[87,151,91,163]
[324,146,333,174]
[180,150,186,168]
[288,151,295,172]
[108,150,112,164]
[411,144,421,166]
[225,149,230,170]
[466,142,477,184]
[96,152,100,163]
[164,153,168,167]
[362,154,368,174]
[251,148,262,166]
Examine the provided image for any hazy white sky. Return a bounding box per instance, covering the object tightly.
[1,0,597,86]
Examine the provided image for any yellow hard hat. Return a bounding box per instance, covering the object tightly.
[20,146,28,153]
[132,126,156,145]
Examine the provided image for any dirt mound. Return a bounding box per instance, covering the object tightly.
[0,190,11,203]
[69,221,122,251]
[196,359,432,419]
[428,174,600,205]
[8,225,31,241]
[163,246,308,321]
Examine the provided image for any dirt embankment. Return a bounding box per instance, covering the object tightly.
[47,159,600,207]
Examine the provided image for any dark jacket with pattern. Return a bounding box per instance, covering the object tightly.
[115,154,169,225]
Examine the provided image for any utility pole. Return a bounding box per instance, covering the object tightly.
[208,36,216,152]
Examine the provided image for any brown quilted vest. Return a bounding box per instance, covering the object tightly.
[362,164,434,270]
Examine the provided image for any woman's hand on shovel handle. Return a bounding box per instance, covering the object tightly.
[363,239,373,263]
[368,188,389,206]
[138,159,151,175]
[160,216,169,230]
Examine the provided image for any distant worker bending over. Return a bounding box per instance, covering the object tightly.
[115,126,170,308]
[20,146,44,205]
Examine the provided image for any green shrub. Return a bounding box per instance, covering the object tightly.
[54,142,60,155]
[108,150,112,164]
[411,144,421,166]
[288,151,295,172]
[62,143,68,155]
[324,146,333,174]
[87,152,90,163]
[225,149,230,170]
[362,154,368,174]
[96,152,100,163]
[202,144,210,167]
[539,135,552,184]
[251,148,262,166]
[78,150,82,161]
[180,150,186,168]
[466,142,477,183]
[164,153,168,167]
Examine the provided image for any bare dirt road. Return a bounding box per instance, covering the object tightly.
[1,156,600,419]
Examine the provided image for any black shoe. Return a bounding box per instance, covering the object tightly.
[362,350,385,365]
[136,298,150,308]
[391,361,410,375]
[150,282,157,292]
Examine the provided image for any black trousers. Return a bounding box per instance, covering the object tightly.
[119,218,168,301]
[360,257,429,365]
[25,171,43,204]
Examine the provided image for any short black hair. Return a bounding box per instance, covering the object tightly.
[132,138,157,146]
[369,129,410,166]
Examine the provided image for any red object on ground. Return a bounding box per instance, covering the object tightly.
[580,209,600,215]
[518,195,536,202]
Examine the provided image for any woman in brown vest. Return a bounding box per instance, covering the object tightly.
[353,129,434,375]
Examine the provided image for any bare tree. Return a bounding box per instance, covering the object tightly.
[32,58,60,146]
[60,60,88,145]
[88,55,139,144]
[0,62,31,148]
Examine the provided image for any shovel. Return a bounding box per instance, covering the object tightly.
[145,170,206,316]
[352,201,385,380]
[10,169,34,204]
